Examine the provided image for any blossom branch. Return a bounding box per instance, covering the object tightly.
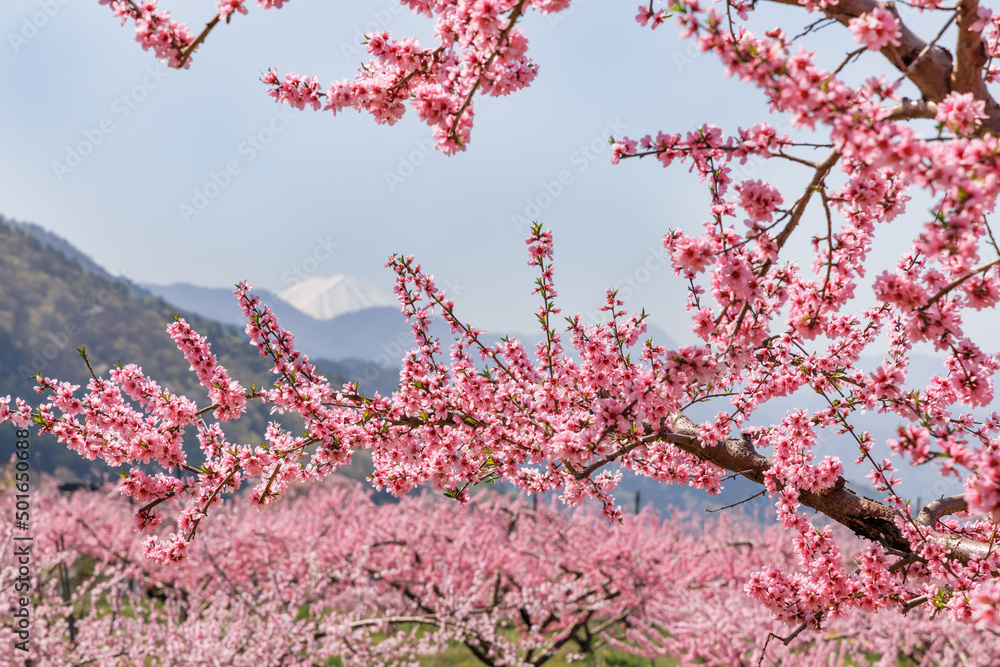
[767,0,955,103]
[662,413,992,563]
[919,256,1000,311]
[952,0,1000,131]
[773,149,841,253]
[447,0,530,146]
[176,14,221,69]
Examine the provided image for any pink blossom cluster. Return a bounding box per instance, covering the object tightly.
[635,5,669,29]
[217,0,248,22]
[5,477,1000,665]
[260,1,572,152]
[979,7,1000,83]
[98,0,290,67]
[167,318,247,421]
[847,6,901,51]
[98,0,195,67]
[736,178,783,224]
[935,91,989,136]
[5,218,1000,627]
[612,0,1000,627]
[261,70,323,110]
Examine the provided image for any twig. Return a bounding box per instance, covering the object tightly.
[758,621,808,666]
[177,15,221,69]
[919,258,1000,311]
[902,594,929,613]
[707,489,766,513]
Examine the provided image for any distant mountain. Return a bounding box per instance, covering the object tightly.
[142,283,449,363]
[278,274,395,320]
[0,217,349,483]
[0,216,146,298]
[143,282,289,329]
[142,282,682,365]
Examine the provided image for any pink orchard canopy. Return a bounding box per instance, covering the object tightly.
[5,0,1000,635]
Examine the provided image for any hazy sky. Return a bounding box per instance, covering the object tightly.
[0,0,983,348]
[1,0,806,339]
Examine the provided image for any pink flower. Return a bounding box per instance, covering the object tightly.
[970,580,1000,629]
[531,0,572,13]
[264,71,324,111]
[848,7,901,51]
[736,179,784,223]
[610,137,638,164]
[635,6,668,28]
[217,0,248,21]
[936,92,988,135]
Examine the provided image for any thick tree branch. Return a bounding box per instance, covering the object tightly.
[916,494,969,527]
[952,0,1000,130]
[953,0,988,94]
[768,0,954,100]
[660,413,991,563]
[767,0,1000,133]
[882,98,938,121]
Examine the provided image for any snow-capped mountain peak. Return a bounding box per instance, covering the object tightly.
[277,275,395,320]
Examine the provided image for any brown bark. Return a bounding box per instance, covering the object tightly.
[767,0,1000,134]
[769,0,953,97]
[951,0,1000,131]
[660,413,991,563]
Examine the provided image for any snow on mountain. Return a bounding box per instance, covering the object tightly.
[278,275,395,320]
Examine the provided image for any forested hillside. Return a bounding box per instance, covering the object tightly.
[0,216,352,483]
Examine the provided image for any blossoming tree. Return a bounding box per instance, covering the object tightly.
[6,0,1000,642]
[3,479,689,666]
[4,477,998,665]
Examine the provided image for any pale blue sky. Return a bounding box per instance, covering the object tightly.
[0,0,984,347]
[1,0,800,340]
